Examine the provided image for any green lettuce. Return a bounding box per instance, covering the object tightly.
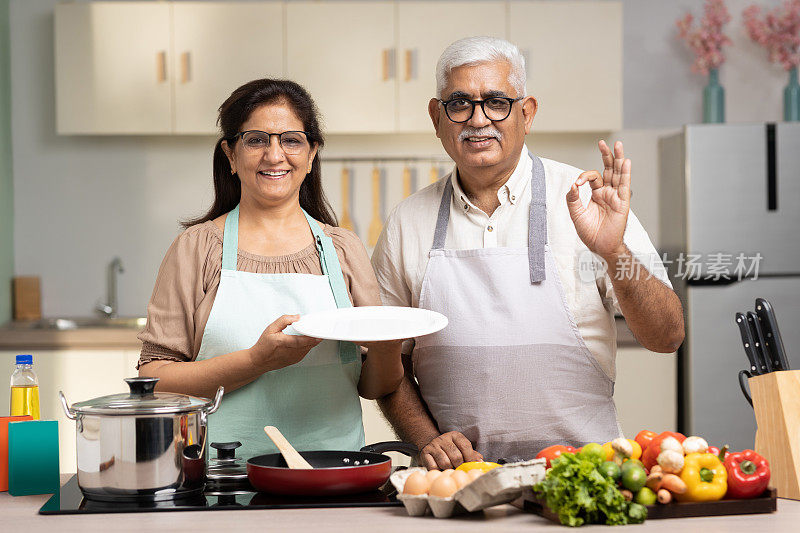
[533,452,647,527]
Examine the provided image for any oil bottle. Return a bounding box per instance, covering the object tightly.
[10,354,40,419]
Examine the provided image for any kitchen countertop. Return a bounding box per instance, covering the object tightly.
[0,323,142,350]
[2,474,798,532]
[0,317,641,351]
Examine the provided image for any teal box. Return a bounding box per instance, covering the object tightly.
[8,420,60,496]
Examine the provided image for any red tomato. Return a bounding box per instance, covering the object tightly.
[641,431,686,470]
[634,430,657,452]
[536,445,577,468]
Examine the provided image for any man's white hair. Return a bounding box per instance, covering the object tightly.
[435,36,527,98]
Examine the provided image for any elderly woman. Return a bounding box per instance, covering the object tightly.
[138,79,403,458]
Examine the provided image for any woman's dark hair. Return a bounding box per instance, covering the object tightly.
[182,78,337,228]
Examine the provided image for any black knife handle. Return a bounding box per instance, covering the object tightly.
[736,312,760,375]
[747,311,773,373]
[755,298,791,371]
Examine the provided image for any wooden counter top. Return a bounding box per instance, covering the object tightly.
[0,325,142,350]
[1,474,798,532]
[0,317,640,351]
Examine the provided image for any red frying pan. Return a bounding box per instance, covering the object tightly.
[246,441,418,496]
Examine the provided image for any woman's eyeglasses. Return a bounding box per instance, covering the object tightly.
[231,130,311,155]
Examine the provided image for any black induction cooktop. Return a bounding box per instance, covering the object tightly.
[39,475,401,515]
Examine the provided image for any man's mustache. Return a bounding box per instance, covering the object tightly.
[458,127,503,142]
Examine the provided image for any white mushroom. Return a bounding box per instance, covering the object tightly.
[682,436,709,455]
[659,436,684,454]
[657,450,685,474]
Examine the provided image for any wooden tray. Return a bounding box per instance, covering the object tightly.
[523,488,777,523]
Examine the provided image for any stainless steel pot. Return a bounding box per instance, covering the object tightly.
[59,377,223,502]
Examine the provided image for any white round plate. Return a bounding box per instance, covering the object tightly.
[291,306,448,342]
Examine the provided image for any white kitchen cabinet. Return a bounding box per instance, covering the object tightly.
[55,2,173,134]
[509,1,622,132]
[395,2,506,132]
[55,2,284,135]
[1,349,139,473]
[171,2,284,134]
[286,1,396,134]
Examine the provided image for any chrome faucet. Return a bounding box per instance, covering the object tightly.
[96,257,124,318]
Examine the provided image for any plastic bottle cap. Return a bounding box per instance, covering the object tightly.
[16,354,33,365]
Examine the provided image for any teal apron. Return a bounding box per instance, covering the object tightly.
[196,205,365,459]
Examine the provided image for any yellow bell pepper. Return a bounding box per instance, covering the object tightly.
[455,461,500,473]
[677,452,728,502]
[603,439,642,462]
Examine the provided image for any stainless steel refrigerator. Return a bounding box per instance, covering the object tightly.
[659,123,800,451]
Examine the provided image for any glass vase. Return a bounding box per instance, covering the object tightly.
[703,68,725,124]
[784,66,800,122]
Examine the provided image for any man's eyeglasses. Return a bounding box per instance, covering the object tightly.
[438,97,524,123]
[230,130,311,155]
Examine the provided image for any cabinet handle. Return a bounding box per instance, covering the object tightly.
[156,51,167,82]
[180,52,191,83]
[382,49,395,81]
[404,49,415,82]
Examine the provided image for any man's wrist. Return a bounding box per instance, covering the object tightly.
[600,244,630,270]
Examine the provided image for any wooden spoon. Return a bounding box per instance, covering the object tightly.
[402,163,413,198]
[263,426,313,469]
[429,163,439,184]
[340,166,354,231]
[367,164,383,247]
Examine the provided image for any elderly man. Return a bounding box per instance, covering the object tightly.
[371,36,684,469]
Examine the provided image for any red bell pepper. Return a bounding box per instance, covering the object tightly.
[642,431,686,470]
[707,445,730,462]
[724,449,770,499]
[536,444,577,468]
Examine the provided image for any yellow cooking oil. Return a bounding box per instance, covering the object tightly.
[11,385,40,419]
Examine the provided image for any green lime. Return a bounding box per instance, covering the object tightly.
[577,442,605,464]
[620,458,644,474]
[634,487,657,506]
[599,461,621,481]
[621,463,647,492]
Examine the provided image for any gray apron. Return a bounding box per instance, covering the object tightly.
[413,153,621,461]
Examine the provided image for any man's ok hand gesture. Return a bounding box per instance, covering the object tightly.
[566,140,631,260]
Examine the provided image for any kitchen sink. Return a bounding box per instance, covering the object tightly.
[10,317,147,330]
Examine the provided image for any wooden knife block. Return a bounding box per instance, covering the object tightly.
[750,370,800,500]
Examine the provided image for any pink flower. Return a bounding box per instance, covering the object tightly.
[744,1,800,70]
[676,0,733,75]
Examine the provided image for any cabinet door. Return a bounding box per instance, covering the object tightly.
[396,2,506,132]
[55,3,172,134]
[286,1,395,133]
[509,1,622,132]
[172,2,284,134]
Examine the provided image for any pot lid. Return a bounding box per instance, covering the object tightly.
[70,377,212,415]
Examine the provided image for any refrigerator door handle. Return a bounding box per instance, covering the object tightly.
[766,123,778,211]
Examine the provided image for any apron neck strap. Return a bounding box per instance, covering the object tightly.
[528,152,547,283]
[430,152,548,283]
[222,204,240,271]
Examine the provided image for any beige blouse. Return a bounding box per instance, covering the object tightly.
[137,220,381,367]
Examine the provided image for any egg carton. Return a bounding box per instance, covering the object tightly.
[391,459,547,519]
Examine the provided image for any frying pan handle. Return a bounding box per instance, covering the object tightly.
[361,441,419,457]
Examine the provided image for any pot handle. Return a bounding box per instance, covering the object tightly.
[361,441,419,457]
[205,386,224,414]
[58,390,77,420]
